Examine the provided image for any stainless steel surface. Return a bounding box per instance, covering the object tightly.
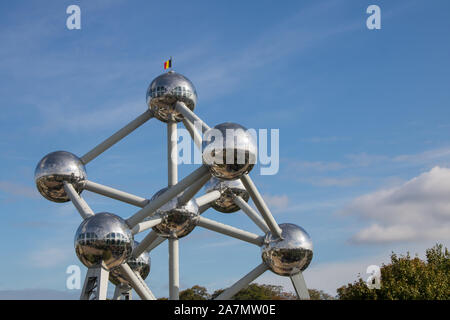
[150,187,199,239]
[35,151,86,203]
[204,177,249,213]
[132,230,159,258]
[202,123,257,180]
[214,263,268,300]
[109,241,150,286]
[126,165,209,228]
[241,174,283,238]
[119,263,156,300]
[80,110,153,164]
[84,180,149,208]
[63,182,94,220]
[196,216,264,246]
[75,212,133,270]
[147,71,197,122]
[261,223,313,276]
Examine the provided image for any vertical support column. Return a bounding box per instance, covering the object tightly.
[112,284,132,300]
[80,264,109,300]
[167,118,178,187]
[169,238,180,300]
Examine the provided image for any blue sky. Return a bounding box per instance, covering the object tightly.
[0,0,449,298]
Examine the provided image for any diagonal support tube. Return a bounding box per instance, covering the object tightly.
[119,263,156,300]
[196,216,264,246]
[83,180,149,208]
[175,101,210,133]
[233,195,270,234]
[240,174,283,238]
[177,171,211,206]
[290,272,310,300]
[81,110,153,164]
[132,231,160,258]
[214,263,269,300]
[63,182,94,220]
[126,165,210,228]
[131,214,163,235]
[195,191,221,208]
[182,118,203,149]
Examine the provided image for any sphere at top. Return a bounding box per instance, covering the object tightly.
[109,241,151,287]
[75,212,133,270]
[150,187,199,239]
[35,151,87,203]
[204,177,249,213]
[146,71,197,122]
[202,122,257,180]
[261,223,313,276]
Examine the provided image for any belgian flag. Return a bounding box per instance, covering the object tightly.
[164,58,172,70]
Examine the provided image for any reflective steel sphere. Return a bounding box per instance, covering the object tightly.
[150,188,199,239]
[75,212,133,270]
[35,151,86,203]
[202,123,257,180]
[261,223,313,276]
[204,177,249,213]
[146,71,197,122]
[109,241,151,286]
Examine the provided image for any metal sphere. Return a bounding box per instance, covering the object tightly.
[109,241,151,286]
[75,212,134,270]
[204,177,249,213]
[202,122,257,180]
[146,71,197,122]
[35,151,87,203]
[150,187,199,239]
[261,223,313,276]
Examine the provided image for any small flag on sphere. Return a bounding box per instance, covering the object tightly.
[164,58,172,70]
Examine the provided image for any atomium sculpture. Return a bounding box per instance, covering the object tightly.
[35,70,313,300]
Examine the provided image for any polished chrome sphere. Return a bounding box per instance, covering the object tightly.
[109,241,151,286]
[204,177,249,213]
[35,151,87,203]
[146,71,197,122]
[202,123,257,180]
[261,223,313,276]
[75,212,133,270]
[150,188,199,239]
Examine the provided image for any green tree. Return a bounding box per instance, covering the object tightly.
[211,283,333,300]
[337,244,450,300]
[308,289,335,300]
[179,285,210,300]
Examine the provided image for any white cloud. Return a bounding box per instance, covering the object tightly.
[262,194,289,211]
[306,177,361,187]
[0,181,39,199]
[343,166,450,244]
[29,247,72,268]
